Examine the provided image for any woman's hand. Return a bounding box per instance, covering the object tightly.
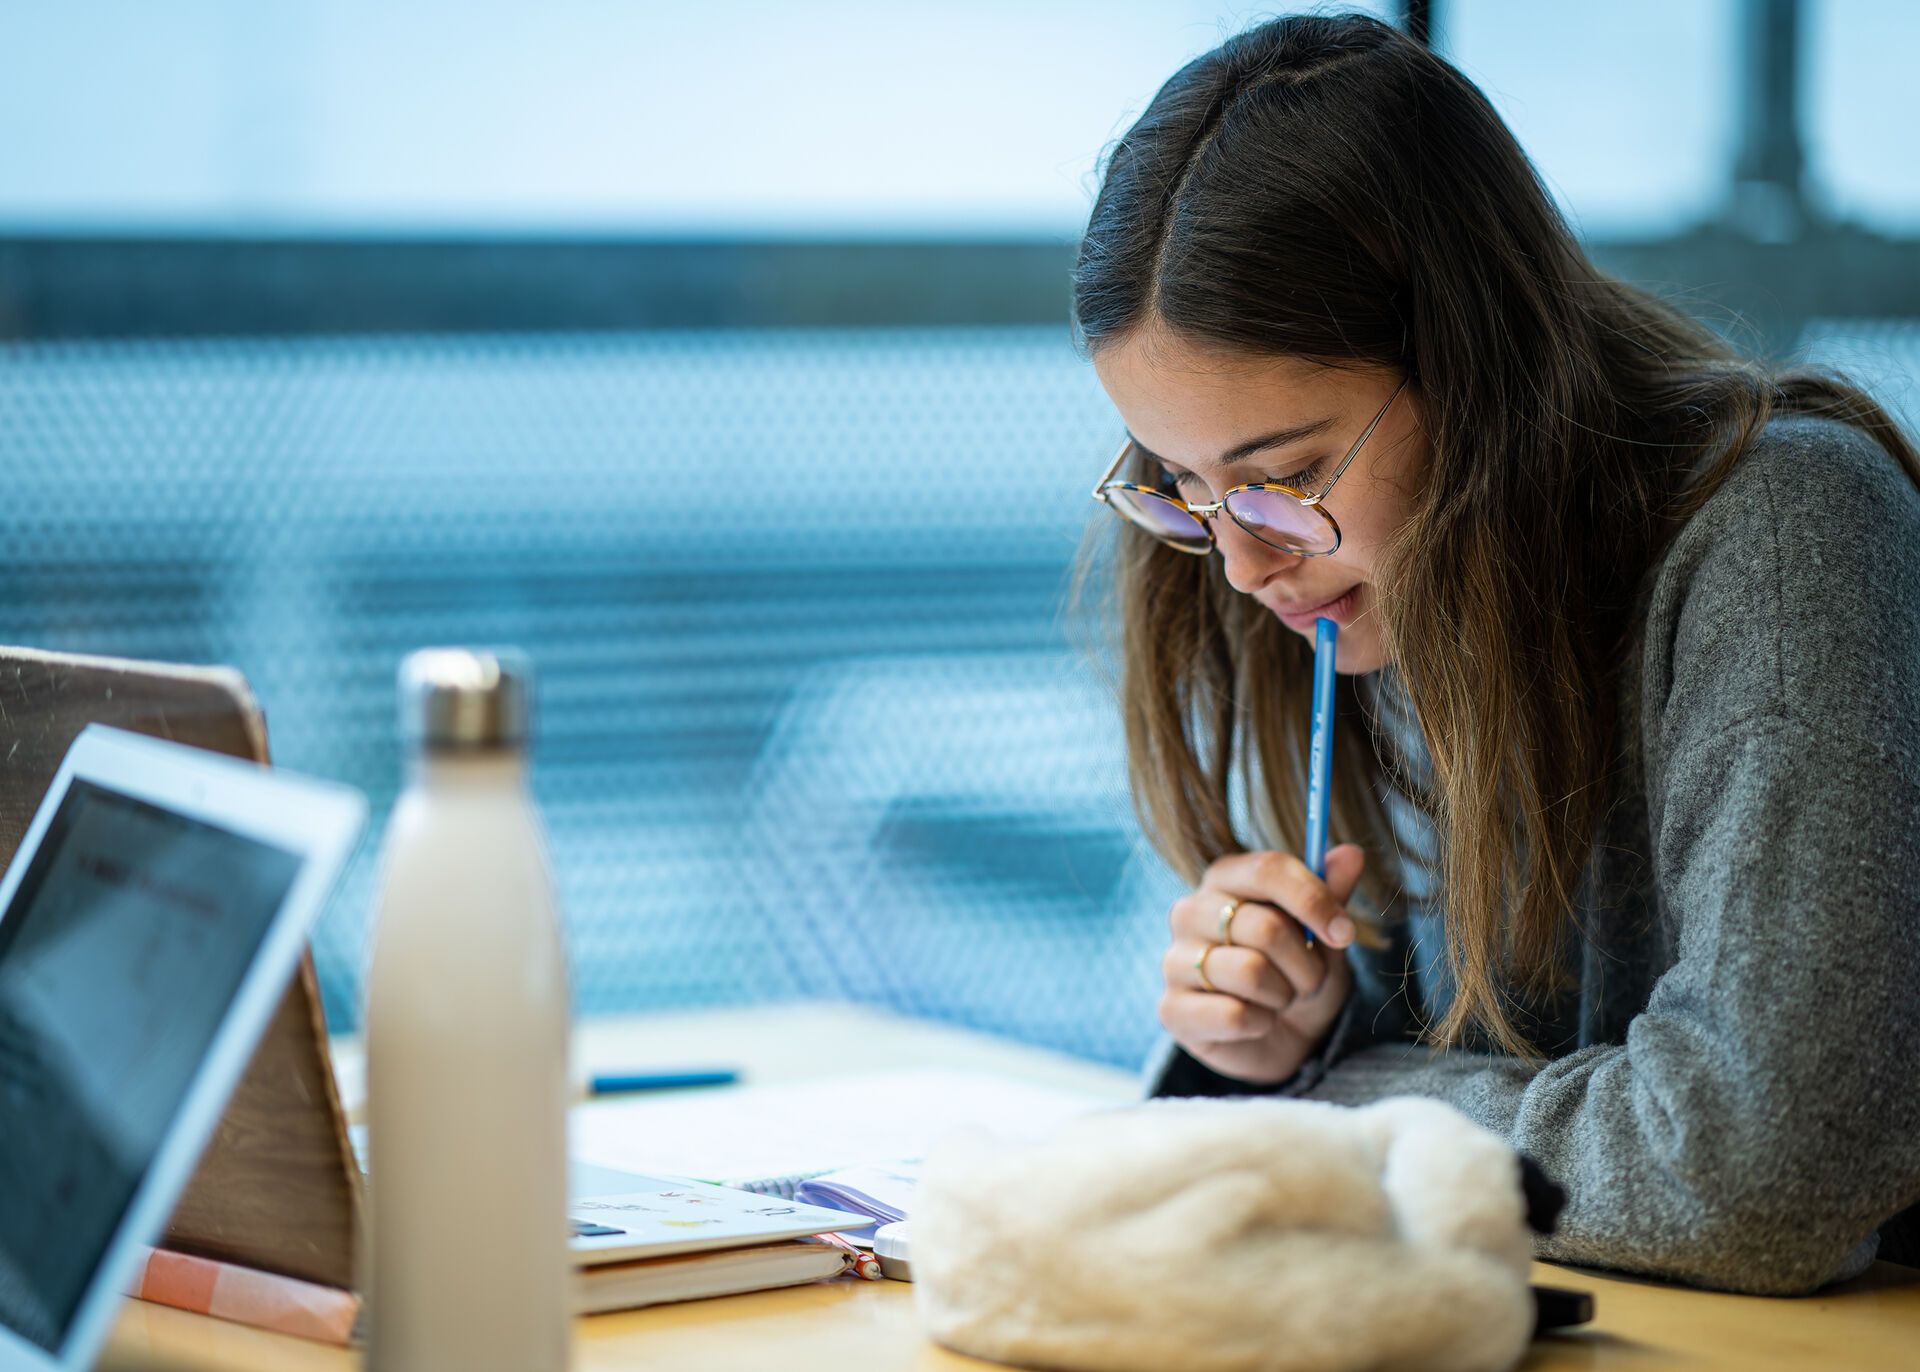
[1158,844,1364,1086]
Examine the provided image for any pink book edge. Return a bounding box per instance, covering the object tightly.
[125,1246,360,1346]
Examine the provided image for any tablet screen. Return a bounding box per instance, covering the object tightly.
[0,779,302,1353]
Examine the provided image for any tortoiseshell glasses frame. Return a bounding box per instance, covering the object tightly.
[1090,379,1407,557]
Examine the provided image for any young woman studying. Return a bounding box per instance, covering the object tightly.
[1077,14,1920,1294]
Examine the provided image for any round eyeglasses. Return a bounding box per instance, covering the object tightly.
[1091,380,1406,558]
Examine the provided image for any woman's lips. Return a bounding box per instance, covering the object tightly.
[1270,585,1360,631]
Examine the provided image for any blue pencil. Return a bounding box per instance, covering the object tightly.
[589,1069,740,1095]
[1304,616,1339,946]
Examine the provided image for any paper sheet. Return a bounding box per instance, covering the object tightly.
[569,1068,1114,1193]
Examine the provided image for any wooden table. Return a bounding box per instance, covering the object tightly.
[102,1002,1920,1372]
[101,1256,1920,1372]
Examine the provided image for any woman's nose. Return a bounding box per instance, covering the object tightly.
[1214,514,1296,594]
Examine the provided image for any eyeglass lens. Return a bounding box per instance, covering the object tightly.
[1223,488,1337,555]
[1103,487,1213,553]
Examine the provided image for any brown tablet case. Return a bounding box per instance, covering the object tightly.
[0,645,360,1291]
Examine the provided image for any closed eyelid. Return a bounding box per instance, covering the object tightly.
[1128,416,1337,471]
[1131,436,1331,481]
[1134,446,1225,483]
[1190,457,1326,485]
[1129,439,1184,473]
[1134,449,1202,485]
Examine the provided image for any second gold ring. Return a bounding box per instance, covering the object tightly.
[1218,898,1243,945]
[1194,943,1217,993]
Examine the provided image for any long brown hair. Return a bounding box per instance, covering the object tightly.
[1074,14,1919,1058]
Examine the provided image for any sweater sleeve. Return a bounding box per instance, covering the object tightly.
[1296,421,1920,1294]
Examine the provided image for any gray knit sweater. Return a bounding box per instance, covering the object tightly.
[1145,415,1920,1294]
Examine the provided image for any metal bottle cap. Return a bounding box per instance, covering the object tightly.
[398,648,531,751]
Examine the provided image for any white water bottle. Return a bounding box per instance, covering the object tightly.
[364,649,572,1372]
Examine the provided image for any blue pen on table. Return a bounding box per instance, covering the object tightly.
[1303,616,1339,948]
[588,1069,740,1096]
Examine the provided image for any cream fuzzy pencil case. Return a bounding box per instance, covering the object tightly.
[913,1095,1567,1372]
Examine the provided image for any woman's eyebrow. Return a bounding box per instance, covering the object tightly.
[1128,415,1338,471]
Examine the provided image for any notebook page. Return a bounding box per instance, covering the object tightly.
[794,1162,919,1224]
[569,1068,1114,1192]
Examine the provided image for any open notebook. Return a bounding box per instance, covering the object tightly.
[568,1068,1121,1284]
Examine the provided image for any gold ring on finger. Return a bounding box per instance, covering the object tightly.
[1194,943,1218,993]
[1218,899,1242,946]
